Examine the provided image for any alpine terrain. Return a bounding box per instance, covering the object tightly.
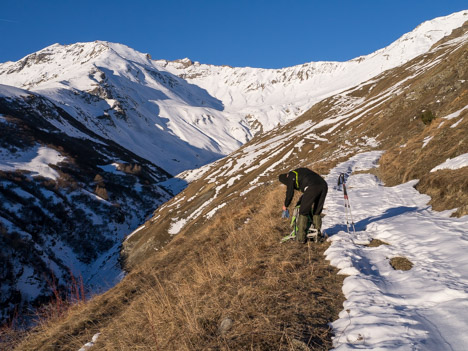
[1,10,468,351]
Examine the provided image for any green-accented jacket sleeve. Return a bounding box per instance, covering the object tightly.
[284,171,296,207]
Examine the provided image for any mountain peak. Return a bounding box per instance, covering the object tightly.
[0,41,157,91]
[172,58,195,68]
[11,41,110,69]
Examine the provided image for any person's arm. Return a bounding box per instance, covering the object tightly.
[284,172,295,208]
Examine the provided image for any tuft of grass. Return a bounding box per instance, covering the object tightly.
[420,110,436,125]
[0,270,87,351]
[366,239,389,247]
[0,310,27,351]
[389,257,413,271]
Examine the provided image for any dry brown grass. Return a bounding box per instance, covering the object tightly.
[15,185,345,351]
[366,239,389,248]
[415,167,468,217]
[389,257,413,271]
[379,112,468,217]
[0,320,27,351]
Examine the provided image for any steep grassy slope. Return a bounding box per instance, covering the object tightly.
[124,21,468,270]
[13,185,345,350]
[8,21,468,351]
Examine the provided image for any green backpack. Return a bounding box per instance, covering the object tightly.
[280,206,318,243]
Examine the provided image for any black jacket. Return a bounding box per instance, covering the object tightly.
[282,168,327,207]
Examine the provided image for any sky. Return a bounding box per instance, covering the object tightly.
[1,0,467,69]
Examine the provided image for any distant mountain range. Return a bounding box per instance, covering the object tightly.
[1,10,466,175]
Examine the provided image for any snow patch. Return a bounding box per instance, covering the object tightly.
[168,217,187,235]
[78,333,101,351]
[0,145,65,179]
[422,135,433,148]
[125,224,146,241]
[430,153,468,172]
[205,203,227,219]
[450,118,463,128]
[442,105,468,120]
[97,163,126,175]
[361,136,379,148]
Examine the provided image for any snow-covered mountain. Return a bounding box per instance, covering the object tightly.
[158,10,468,132]
[0,9,467,330]
[0,43,229,175]
[1,11,467,175]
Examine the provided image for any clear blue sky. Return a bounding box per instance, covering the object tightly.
[1,0,467,68]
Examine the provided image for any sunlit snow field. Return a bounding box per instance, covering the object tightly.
[324,152,468,350]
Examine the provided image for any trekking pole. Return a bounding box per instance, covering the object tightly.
[338,174,350,233]
[338,173,356,234]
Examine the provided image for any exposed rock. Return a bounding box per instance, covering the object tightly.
[218,317,233,336]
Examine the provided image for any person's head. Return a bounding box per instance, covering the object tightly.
[278,173,288,185]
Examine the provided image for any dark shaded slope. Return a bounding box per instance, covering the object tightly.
[0,89,172,323]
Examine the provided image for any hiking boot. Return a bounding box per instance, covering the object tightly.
[296,215,308,243]
[312,215,322,234]
[316,232,326,243]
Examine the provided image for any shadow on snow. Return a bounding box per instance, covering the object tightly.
[326,206,419,236]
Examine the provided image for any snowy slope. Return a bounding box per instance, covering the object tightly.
[325,152,468,350]
[0,43,232,174]
[1,11,467,175]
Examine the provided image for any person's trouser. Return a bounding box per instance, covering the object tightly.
[299,183,328,217]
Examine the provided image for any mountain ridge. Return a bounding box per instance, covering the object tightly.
[1,10,466,175]
[0,85,173,322]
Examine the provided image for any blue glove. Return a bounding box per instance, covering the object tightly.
[282,209,290,218]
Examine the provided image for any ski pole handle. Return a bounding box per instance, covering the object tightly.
[338,173,345,187]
